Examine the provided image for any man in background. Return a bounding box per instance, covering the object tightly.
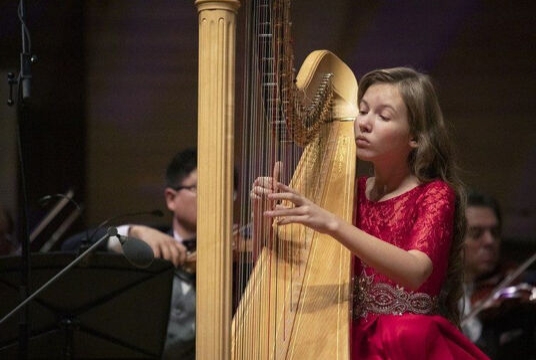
[461,189,536,359]
[63,147,197,359]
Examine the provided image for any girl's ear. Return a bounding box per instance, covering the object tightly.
[409,138,418,148]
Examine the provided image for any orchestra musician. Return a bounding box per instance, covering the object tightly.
[461,189,536,359]
[61,146,247,359]
[62,148,195,359]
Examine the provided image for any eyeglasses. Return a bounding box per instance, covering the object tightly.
[173,184,197,194]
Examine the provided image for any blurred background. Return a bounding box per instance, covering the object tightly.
[0,0,534,253]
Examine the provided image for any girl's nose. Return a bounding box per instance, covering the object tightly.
[357,114,372,133]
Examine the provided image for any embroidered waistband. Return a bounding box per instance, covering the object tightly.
[353,271,438,319]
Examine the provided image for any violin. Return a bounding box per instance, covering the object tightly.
[473,282,536,323]
[462,252,536,326]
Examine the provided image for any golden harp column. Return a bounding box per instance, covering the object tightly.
[194,0,240,359]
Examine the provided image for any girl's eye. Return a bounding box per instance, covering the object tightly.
[359,106,369,115]
[379,115,389,121]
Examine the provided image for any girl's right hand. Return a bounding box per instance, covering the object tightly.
[249,161,282,260]
[250,161,282,201]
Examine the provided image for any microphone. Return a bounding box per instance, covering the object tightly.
[83,209,164,268]
[113,234,155,269]
[85,209,163,246]
[20,53,32,101]
[18,0,35,102]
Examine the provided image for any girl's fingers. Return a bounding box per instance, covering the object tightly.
[272,161,283,187]
[276,182,296,194]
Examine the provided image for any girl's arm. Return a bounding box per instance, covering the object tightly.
[266,182,433,290]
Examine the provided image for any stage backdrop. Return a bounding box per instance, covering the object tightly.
[0,0,534,248]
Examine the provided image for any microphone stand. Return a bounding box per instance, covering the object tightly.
[0,227,118,327]
[6,0,37,358]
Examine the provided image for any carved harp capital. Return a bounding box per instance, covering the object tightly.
[195,0,241,13]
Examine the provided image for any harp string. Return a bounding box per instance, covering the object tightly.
[232,0,358,357]
[235,0,305,357]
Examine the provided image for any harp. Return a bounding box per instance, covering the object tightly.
[195,1,357,359]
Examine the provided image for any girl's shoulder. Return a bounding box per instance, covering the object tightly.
[417,179,456,206]
[421,179,454,195]
[356,176,454,204]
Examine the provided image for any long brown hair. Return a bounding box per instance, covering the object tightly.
[358,67,466,325]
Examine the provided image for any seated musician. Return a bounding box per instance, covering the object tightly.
[62,148,196,359]
[461,189,536,359]
[62,146,245,359]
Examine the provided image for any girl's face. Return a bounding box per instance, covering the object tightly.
[354,83,417,166]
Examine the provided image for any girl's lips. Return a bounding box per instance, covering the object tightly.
[356,136,370,147]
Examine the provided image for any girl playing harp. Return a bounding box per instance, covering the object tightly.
[251,67,489,359]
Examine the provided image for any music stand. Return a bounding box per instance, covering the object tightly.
[0,253,174,359]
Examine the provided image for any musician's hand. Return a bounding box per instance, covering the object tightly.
[265,182,339,235]
[250,161,282,202]
[128,225,188,268]
[250,161,282,260]
[182,252,197,273]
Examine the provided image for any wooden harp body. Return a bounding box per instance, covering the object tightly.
[232,49,357,360]
[195,1,358,359]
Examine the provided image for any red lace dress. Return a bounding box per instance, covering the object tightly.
[351,177,489,359]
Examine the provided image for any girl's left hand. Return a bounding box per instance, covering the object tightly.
[265,183,338,235]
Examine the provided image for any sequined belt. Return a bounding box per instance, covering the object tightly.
[353,271,438,319]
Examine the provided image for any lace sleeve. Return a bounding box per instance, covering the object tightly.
[407,181,455,274]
